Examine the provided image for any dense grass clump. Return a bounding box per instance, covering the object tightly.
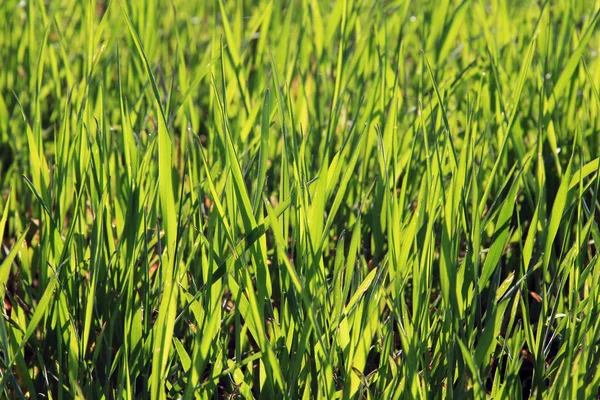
[1,0,600,398]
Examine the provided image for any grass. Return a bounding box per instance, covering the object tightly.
[1,0,600,398]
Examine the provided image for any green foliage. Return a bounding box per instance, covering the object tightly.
[1,0,600,398]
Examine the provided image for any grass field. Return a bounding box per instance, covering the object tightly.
[1,0,600,398]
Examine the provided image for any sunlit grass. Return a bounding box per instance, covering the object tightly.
[1,0,600,398]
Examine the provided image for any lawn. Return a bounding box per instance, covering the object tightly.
[1,0,600,398]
